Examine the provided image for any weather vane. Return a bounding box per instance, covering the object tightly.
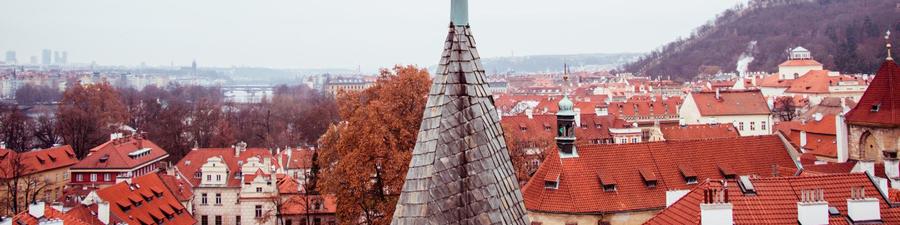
[887,30,893,60]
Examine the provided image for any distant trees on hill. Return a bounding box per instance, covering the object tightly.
[623,0,900,80]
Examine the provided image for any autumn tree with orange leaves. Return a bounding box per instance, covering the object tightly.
[501,122,554,185]
[317,65,430,225]
[56,82,129,159]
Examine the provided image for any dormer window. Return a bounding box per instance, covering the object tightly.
[544,174,559,189]
[639,168,658,188]
[519,124,527,132]
[872,103,881,112]
[718,164,736,179]
[194,171,201,178]
[597,173,616,192]
[679,165,698,184]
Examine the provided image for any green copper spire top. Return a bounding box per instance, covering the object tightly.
[451,0,468,26]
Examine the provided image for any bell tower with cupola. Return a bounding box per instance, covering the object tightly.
[556,69,577,157]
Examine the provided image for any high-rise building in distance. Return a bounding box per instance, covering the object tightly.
[4,51,15,64]
[41,49,52,65]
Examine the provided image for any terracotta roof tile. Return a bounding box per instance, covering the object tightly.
[660,124,740,141]
[175,147,277,187]
[95,173,195,225]
[522,135,797,214]
[690,90,770,116]
[72,136,168,170]
[846,60,900,127]
[12,204,93,225]
[646,173,900,225]
[0,145,78,178]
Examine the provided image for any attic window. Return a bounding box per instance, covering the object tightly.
[639,168,658,188]
[99,154,110,163]
[679,165,698,184]
[872,103,881,112]
[718,164,736,179]
[128,148,152,158]
[544,174,559,189]
[597,173,617,192]
[519,124,527,132]
[543,123,552,131]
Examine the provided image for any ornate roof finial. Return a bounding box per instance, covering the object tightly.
[887,30,894,61]
[451,0,468,26]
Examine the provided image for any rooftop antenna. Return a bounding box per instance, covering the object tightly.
[451,0,469,26]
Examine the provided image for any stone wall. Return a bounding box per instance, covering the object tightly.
[848,124,900,162]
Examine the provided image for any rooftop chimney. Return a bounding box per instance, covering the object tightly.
[797,189,828,225]
[855,160,875,176]
[847,187,881,222]
[28,202,45,219]
[98,200,110,225]
[700,184,733,225]
[526,108,534,119]
[884,155,899,179]
[715,88,721,101]
[836,114,849,163]
[800,130,808,152]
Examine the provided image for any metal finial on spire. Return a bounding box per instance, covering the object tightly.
[451,0,469,26]
[887,30,894,61]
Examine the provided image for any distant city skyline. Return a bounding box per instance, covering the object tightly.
[1,0,745,72]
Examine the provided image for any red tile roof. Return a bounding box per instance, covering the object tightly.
[690,90,770,116]
[175,147,277,187]
[779,59,824,67]
[281,194,337,215]
[775,115,839,158]
[72,136,168,170]
[659,124,740,141]
[522,135,797,214]
[846,60,900,127]
[278,148,315,170]
[758,73,794,88]
[0,145,78,178]
[501,114,628,143]
[11,204,93,225]
[786,70,865,94]
[645,173,900,225]
[95,173,195,225]
[158,173,194,202]
[63,204,107,225]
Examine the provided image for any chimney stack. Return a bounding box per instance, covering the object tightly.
[797,189,828,225]
[847,187,881,222]
[28,202,45,219]
[836,114,849,163]
[800,130,808,152]
[525,108,534,119]
[700,184,733,225]
[98,200,110,225]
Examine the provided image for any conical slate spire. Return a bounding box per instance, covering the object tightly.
[390,2,530,225]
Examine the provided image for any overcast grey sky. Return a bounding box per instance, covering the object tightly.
[1,0,743,71]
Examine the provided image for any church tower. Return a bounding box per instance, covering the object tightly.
[390,1,531,224]
[556,71,577,157]
[845,31,900,162]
